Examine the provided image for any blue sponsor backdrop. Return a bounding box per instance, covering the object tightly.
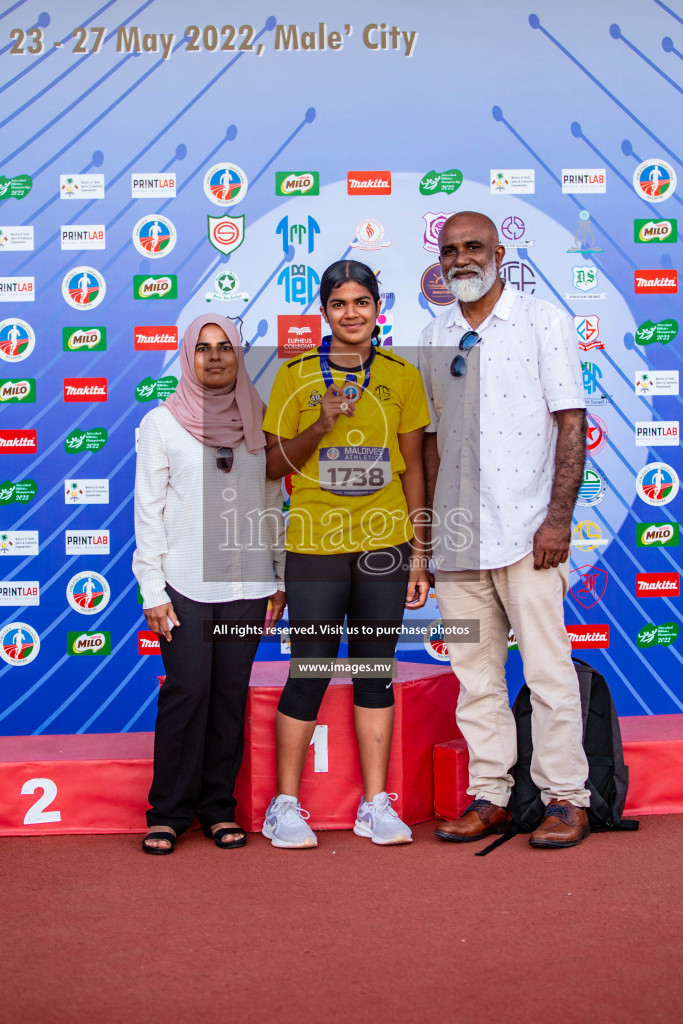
[0,0,681,734]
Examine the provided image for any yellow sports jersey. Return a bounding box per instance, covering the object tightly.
[263,346,430,554]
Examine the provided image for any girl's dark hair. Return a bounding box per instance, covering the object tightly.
[319,259,380,309]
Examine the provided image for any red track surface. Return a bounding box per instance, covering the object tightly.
[3,816,682,1024]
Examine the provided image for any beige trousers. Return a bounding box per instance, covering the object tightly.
[436,553,590,808]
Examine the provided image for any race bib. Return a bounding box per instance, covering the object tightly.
[318,446,392,496]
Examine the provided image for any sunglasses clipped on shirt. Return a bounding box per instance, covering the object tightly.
[450,329,481,378]
[216,447,234,473]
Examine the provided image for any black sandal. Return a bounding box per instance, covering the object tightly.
[142,830,177,855]
[204,826,247,849]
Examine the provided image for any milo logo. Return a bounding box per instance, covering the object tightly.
[276,171,320,196]
[634,219,677,243]
[636,522,679,547]
[68,630,111,655]
[63,327,106,351]
[635,319,678,346]
[419,168,463,195]
[0,378,35,402]
[134,275,178,299]
[135,376,178,402]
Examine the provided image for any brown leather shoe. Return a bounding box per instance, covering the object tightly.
[528,800,590,848]
[434,799,511,843]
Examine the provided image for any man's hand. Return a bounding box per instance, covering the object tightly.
[144,601,179,641]
[532,518,570,569]
[265,590,287,634]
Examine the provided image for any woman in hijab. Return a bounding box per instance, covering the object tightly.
[133,313,285,855]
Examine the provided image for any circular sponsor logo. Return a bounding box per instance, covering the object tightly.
[633,159,676,203]
[572,521,603,553]
[203,163,248,206]
[66,571,110,615]
[216,271,239,294]
[421,264,455,306]
[133,215,176,258]
[325,447,340,460]
[62,267,106,309]
[576,465,606,506]
[501,215,525,241]
[424,619,450,661]
[586,413,608,456]
[636,462,679,506]
[0,318,35,362]
[0,621,40,665]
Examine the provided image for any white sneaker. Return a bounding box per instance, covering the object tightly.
[262,795,317,849]
[353,791,413,845]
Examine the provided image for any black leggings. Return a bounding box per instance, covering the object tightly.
[278,543,411,721]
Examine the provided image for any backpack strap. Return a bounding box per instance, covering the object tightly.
[475,824,520,856]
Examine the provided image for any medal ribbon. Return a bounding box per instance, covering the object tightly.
[319,335,374,399]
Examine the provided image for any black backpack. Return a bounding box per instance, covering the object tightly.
[477,658,639,856]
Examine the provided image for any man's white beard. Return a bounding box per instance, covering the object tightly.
[443,259,499,302]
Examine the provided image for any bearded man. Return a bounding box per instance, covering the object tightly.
[418,211,591,849]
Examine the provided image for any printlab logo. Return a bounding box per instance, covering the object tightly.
[586,414,608,456]
[60,225,105,250]
[204,163,248,206]
[277,264,320,305]
[0,622,40,665]
[635,421,679,447]
[637,622,679,648]
[636,523,679,547]
[423,212,454,254]
[207,214,245,255]
[569,565,608,609]
[65,531,110,555]
[634,270,678,294]
[346,171,391,195]
[0,429,37,453]
[62,267,105,309]
[132,215,176,258]
[64,428,108,453]
[0,581,39,606]
[490,170,535,194]
[134,326,178,350]
[419,169,462,196]
[571,521,608,553]
[632,159,676,203]
[567,211,603,254]
[277,315,321,358]
[0,174,32,201]
[635,319,678,347]
[634,370,678,396]
[636,463,679,506]
[634,219,677,243]
[135,376,178,402]
[0,378,35,403]
[63,378,107,402]
[276,215,320,256]
[0,319,34,361]
[0,479,37,505]
[60,174,105,199]
[576,465,607,507]
[0,276,34,302]
[500,261,536,293]
[205,271,249,304]
[68,630,111,655]
[635,572,679,598]
[561,169,606,194]
[0,531,38,555]
[66,571,110,614]
[131,173,176,198]
[350,218,391,251]
[574,315,603,352]
[63,327,106,352]
[133,275,177,300]
[275,171,319,196]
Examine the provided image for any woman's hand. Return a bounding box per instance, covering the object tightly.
[317,383,355,434]
[405,557,430,609]
[144,602,179,642]
[265,590,287,634]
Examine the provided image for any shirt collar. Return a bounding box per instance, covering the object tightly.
[444,282,516,330]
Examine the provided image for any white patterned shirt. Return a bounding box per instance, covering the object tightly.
[133,406,285,607]
[418,285,585,570]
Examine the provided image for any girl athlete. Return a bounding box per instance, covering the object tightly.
[262,260,430,848]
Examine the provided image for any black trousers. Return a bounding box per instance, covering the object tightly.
[147,584,268,833]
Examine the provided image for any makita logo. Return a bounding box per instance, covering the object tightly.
[567,625,609,648]
[636,572,680,597]
[134,326,179,350]
[634,270,678,293]
[138,630,161,654]
[347,171,391,194]
[0,430,36,452]
[0,380,30,401]
[63,378,107,401]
